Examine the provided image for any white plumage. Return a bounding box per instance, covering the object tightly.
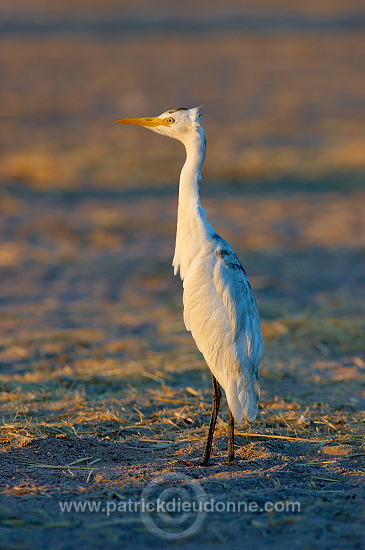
[116,106,262,464]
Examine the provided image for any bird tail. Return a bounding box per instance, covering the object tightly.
[225,375,260,422]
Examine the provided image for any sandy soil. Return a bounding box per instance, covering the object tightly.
[0,1,364,549]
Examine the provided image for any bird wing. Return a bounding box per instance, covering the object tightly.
[212,240,262,421]
[213,241,262,365]
[181,236,262,421]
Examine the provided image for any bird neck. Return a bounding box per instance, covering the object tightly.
[173,127,211,279]
[180,129,205,209]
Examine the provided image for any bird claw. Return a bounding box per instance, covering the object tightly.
[197,458,211,467]
[224,453,235,464]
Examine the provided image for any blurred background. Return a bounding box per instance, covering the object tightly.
[1,0,365,190]
[0,0,364,350]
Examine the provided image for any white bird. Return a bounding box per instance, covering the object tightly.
[116,107,262,465]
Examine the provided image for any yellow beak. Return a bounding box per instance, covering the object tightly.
[115,116,170,127]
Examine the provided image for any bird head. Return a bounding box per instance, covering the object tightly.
[115,106,203,144]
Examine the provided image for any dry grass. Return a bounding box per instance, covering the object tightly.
[1,309,364,449]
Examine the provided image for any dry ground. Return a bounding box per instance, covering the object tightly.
[0,185,364,549]
[0,1,365,549]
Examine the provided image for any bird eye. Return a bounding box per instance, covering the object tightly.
[167,117,174,124]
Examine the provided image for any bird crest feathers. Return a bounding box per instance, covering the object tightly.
[189,105,203,126]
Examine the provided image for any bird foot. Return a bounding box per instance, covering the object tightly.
[224,454,235,464]
[197,457,211,467]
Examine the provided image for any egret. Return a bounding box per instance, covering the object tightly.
[116,107,262,465]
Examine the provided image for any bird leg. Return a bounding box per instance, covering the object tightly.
[226,407,235,462]
[200,374,221,466]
